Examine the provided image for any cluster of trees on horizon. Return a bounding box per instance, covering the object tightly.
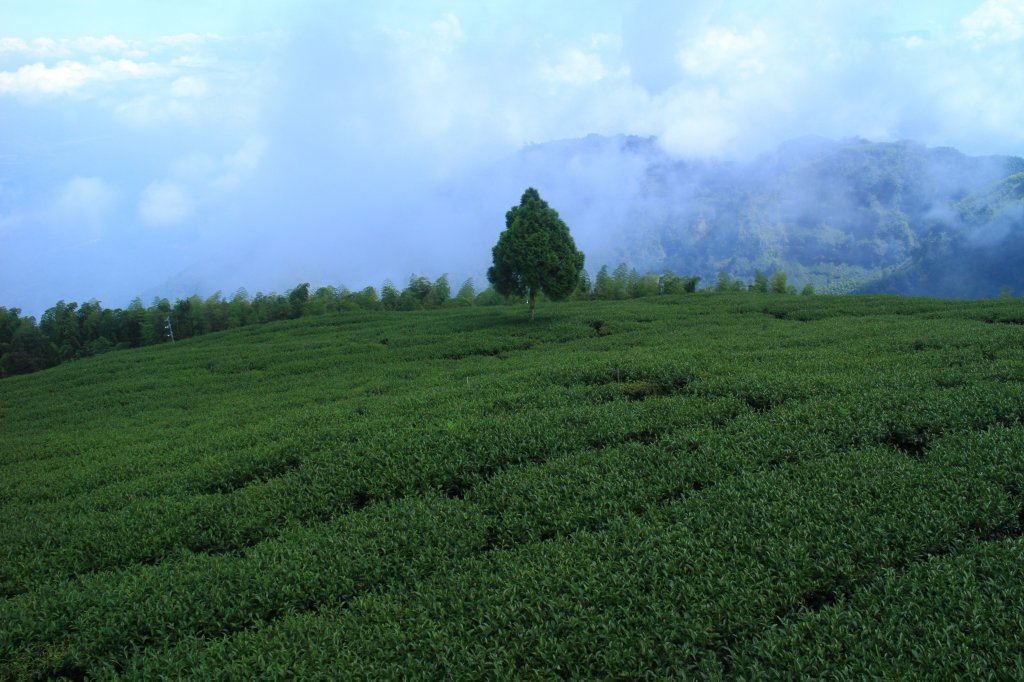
[0,265,810,379]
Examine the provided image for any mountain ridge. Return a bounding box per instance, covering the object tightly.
[505,134,1024,297]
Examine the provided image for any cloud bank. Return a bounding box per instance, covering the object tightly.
[1,1,1022,315]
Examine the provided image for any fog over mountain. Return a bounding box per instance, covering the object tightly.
[3,1,1024,314]
[499,134,1024,297]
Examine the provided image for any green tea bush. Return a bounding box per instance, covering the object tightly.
[2,293,1024,678]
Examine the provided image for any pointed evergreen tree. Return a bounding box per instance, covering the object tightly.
[612,263,631,299]
[594,265,613,299]
[770,270,789,294]
[575,269,593,300]
[427,274,450,308]
[750,269,770,293]
[453,278,476,306]
[381,280,400,310]
[487,188,584,321]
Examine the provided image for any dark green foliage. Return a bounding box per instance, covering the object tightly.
[750,269,770,293]
[4,281,391,378]
[354,286,380,309]
[584,263,702,300]
[0,308,57,378]
[0,260,918,382]
[0,324,57,377]
[575,269,593,299]
[613,263,632,298]
[287,282,310,318]
[0,306,21,348]
[487,188,585,320]
[475,286,506,306]
[405,274,433,303]
[381,280,400,310]
[427,274,451,308]
[715,271,745,292]
[594,264,614,299]
[3,295,1024,678]
[771,270,789,294]
[660,271,685,295]
[451,278,476,306]
[634,272,661,298]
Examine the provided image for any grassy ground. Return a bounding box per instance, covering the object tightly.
[2,293,1023,679]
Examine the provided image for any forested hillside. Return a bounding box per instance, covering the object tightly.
[504,135,1024,296]
[859,171,1024,297]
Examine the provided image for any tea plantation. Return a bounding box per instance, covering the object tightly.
[2,293,1023,679]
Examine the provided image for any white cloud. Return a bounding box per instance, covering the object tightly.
[138,182,193,227]
[384,14,463,55]
[0,58,168,96]
[170,75,208,98]
[0,31,267,138]
[115,96,201,126]
[215,136,268,189]
[656,88,742,156]
[678,27,770,78]
[170,152,218,182]
[900,35,927,49]
[75,35,130,54]
[0,37,29,52]
[0,61,91,95]
[224,136,267,173]
[539,32,630,88]
[52,177,118,240]
[154,33,221,50]
[541,49,610,86]
[0,32,229,103]
[0,35,131,59]
[0,36,69,58]
[0,31,221,63]
[167,138,266,187]
[429,14,464,53]
[961,0,1024,45]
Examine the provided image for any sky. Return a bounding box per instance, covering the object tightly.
[2,0,1023,316]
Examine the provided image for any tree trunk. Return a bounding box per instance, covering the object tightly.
[528,288,536,322]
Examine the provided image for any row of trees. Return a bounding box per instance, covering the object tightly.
[0,266,806,378]
[482,188,808,319]
[2,189,817,377]
[714,269,815,295]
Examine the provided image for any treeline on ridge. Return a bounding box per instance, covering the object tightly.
[0,264,807,379]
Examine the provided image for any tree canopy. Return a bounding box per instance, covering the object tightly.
[487,188,585,321]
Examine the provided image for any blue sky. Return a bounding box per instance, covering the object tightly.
[2,0,1022,315]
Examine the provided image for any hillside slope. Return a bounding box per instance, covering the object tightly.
[496,135,1024,296]
[859,171,1024,297]
[2,296,1024,678]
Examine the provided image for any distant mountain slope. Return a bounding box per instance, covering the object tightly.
[859,171,1024,297]
[501,135,1024,297]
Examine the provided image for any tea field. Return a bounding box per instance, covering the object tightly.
[2,293,1024,679]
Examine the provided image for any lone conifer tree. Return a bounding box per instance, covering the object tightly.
[487,188,585,321]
